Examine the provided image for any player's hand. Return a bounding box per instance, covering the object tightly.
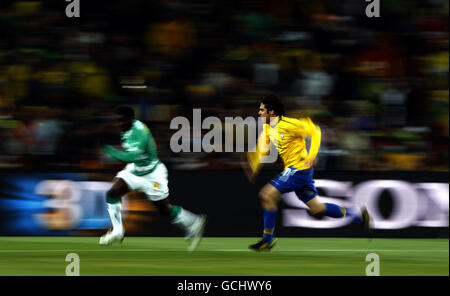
[240,155,256,183]
[304,157,318,168]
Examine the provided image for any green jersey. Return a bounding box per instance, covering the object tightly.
[103,120,160,176]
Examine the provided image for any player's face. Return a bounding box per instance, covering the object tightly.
[259,103,268,120]
[117,117,133,132]
[258,103,275,122]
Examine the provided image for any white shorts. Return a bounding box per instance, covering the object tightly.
[116,162,169,201]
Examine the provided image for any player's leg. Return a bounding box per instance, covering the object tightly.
[250,167,307,251]
[297,170,370,233]
[152,198,202,237]
[305,196,371,234]
[152,197,172,216]
[297,184,360,221]
[249,182,282,251]
[259,182,283,211]
[304,196,342,218]
[293,168,356,220]
[145,163,206,251]
[259,182,282,241]
[100,177,129,245]
[153,198,206,247]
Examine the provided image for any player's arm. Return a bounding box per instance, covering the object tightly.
[241,154,256,183]
[103,145,145,162]
[103,129,148,163]
[244,125,270,180]
[296,117,321,166]
[146,130,158,161]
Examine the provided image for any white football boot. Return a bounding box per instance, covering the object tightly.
[186,215,207,252]
[99,229,124,245]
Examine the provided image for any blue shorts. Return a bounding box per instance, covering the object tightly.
[269,167,318,203]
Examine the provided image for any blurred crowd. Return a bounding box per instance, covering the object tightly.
[0,0,448,171]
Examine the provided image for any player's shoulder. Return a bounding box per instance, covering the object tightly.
[281,116,315,125]
[279,116,318,131]
[133,120,150,134]
[280,116,302,126]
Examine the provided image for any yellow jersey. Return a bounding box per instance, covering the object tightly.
[247,116,321,173]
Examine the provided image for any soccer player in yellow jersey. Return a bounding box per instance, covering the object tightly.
[243,94,371,251]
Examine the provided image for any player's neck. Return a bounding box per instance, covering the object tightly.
[269,116,280,127]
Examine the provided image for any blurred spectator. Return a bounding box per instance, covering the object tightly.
[0,0,447,172]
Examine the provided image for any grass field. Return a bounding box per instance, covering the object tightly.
[0,237,447,276]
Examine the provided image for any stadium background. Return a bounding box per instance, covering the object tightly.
[0,0,448,239]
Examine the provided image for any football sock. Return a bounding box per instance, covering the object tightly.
[324,203,362,224]
[170,205,198,231]
[324,203,346,218]
[106,196,123,234]
[262,209,277,243]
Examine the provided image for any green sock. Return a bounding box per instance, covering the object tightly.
[169,205,181,220]
[106,196,121,204]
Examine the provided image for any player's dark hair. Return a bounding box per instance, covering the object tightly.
[260,94,285,116]
[115,105,135,119]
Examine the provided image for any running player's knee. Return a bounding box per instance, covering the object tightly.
[153,199,172,216]
[308,209,325,218]
[307,204,326,218]
[306,198,326,218]
[107,178,129,200]
[259,190,277,210]
[258,190,271,204]
[158,205,172,216]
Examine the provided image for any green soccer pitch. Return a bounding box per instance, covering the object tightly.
[0,237,447,276]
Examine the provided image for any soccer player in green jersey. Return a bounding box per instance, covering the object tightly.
[100,106,206,251]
